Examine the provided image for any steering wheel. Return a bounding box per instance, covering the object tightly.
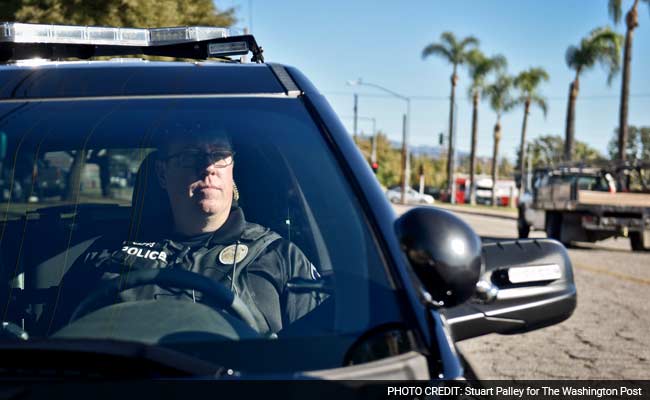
[69,268,259,332]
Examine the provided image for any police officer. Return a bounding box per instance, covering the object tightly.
[53,130,324,335]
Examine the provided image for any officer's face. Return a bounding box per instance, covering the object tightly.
[156,138,234,218]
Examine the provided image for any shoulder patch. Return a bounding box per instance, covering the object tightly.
[219,243,249,265]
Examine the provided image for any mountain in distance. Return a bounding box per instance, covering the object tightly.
[389,141,469,159]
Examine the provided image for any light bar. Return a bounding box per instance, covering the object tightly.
[0,22,229,47]
[208,41,249,56]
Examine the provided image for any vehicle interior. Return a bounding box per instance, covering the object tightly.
[0,98,412,373]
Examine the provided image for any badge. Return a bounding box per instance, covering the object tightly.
[218,243,249,265]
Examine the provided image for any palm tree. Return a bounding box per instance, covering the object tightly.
[608,0,650,163]
[422,32,478,199]
[514,67,549,192]
[565,27,622,161]
[484,74,514,207]
[466,49,507,205]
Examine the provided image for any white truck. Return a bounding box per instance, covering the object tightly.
[518,165,650,251]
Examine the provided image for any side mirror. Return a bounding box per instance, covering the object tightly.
[444,239,577,341]
[395,207,482,307]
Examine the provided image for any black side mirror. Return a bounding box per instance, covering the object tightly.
[395,207,482,307]
[444,239,577,341]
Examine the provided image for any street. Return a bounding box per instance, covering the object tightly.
[394,204,650,379]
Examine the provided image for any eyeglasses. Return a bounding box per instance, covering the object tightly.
[163,149,235,169]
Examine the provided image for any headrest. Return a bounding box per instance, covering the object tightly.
[130,151,172,237]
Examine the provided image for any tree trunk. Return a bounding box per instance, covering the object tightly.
[64,150,87,201]
[469,91,479,205]
[618,0,639,164]
[446,68,458,199]
[491,120,501,207]
[518,99,530,192]
[565,74,579,162]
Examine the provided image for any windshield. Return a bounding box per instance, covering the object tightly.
[0,97,410,373]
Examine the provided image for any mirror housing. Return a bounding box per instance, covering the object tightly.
[444,239,577,341]
[395,207,482,307]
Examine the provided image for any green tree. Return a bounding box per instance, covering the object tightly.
[498,156,514,178]
[422,32,478,192]
[0,0,235,27]
[641,127,650,160]
[608,0,650,162]
[466,49,507,204]
[524,134,604,168]
[410,155,446,190]
[565,27,622,161]
[484,73,515,206]
[513,67,549,190]
[608,125,650,160]
[354,132,404,188]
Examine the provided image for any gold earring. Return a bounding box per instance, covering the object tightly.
[233,181,240,201]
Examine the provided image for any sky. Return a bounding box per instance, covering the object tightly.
[218,0,650,161]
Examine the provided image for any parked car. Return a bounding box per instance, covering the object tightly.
[0,22,575,388]
[386,186,435,204]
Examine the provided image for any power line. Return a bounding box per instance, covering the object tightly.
[324,91,650,101]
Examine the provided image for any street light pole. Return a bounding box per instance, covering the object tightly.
[346,78,411,204]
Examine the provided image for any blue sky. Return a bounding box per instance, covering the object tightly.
[219,0,650,161]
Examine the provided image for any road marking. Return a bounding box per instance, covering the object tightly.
[574,262,650,286]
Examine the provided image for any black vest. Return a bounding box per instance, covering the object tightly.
[93,220,282,334]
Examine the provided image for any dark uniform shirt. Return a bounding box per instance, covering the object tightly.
[53,206,323,334]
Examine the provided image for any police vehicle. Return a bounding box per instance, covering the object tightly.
[0,22,575,385]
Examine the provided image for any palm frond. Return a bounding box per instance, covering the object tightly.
[514,66,550,95]
[566,26,622,82]
[484,74,514,114]
[467,50,507,89]
[423,31,478,65]
[440,31,458,49]
[608,0,622,24]
[491,54,507,71]
[422,43,452,61]
[459,35,480,49]
[590,26,623,84]
[565,45,580,70]
[531,94,549,118]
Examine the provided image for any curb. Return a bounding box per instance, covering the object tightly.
[433,204,518,221]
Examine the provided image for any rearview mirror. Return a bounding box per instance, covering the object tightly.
[444,239,576,341]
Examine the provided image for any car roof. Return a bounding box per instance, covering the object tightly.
[0,61,291,99]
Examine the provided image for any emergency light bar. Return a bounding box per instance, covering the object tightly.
[0,22,263,62]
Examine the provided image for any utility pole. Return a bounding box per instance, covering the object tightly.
[491,122,501,207]
[346,79,410,201]
[449,101,458,204]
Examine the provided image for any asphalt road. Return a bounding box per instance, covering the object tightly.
[394,204,650,379]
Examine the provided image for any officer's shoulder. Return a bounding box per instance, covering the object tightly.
[241,221,278,241]
[242,222,301,254]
